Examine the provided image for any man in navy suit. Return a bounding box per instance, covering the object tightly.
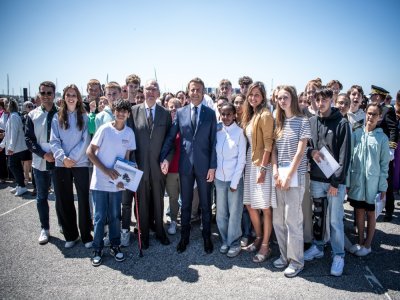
[160,77,217,254]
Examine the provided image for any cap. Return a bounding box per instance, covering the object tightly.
[370,85,389,96]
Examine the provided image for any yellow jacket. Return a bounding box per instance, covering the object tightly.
[251,108,274,166]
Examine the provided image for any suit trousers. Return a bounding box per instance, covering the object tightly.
[53,167,92,243]
[121,189,135,231]
[136,176,167,240]
[385,160,395,215]
[180,171,212,240]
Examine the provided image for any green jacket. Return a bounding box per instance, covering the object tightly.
[347,127,390,204]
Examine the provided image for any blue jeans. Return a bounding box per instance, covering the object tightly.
[33,168,54,230]
[310,181,345,257]
[91,190,122,251]
[215,178,243,247]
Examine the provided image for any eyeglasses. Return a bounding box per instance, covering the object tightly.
[40,91,53,96]
[66,93,77,98]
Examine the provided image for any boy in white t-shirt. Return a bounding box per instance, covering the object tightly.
[86,99,136,267]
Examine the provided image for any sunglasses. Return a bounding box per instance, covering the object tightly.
[40,91,53,96]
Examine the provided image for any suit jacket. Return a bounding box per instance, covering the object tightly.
[160,104,217,176]
[377,104,398,149]
[128,103,172,181]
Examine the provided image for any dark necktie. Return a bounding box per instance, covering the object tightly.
[147,108,153,129]
[191,106,198,132]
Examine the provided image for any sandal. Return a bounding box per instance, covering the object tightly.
[252,243,271,263]
[247,237,262,252]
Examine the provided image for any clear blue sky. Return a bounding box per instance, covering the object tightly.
[1,0,399,97]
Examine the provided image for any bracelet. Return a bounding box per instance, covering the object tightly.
[260,165,268,172]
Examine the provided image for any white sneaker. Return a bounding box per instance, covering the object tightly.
[65,237,80,248]
[15,186,28,196]
[273,257,288,269]
[38,229,50,245]
[219,244,229,254]
[84,241,93,249]
[284,264,303,278]
[240,237,249,248]
[120,229,130,247]
[355,246,371,257]
[330,255,344,276]
[10,186,18,193]
[103,231,110,247]
[349,244,362,254]
[304,244,324,261]
[168,221,177,235]
[227,246,241,258]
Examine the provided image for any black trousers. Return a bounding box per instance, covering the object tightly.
[121,189,136,230]
[136,176,167,241]
[54,167,92,243]
[7,151,25,187]
[385,160,395,215]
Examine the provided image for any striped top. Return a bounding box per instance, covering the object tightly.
[275,116,311,175]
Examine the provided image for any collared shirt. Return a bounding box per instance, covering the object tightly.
[190,103,202,126]
[144,102,156,120]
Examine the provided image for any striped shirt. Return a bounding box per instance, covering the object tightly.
[275,116,311,174]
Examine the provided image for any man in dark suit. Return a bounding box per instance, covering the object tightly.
[125,79,173,248]
[160,77,217,254]
[370,85,398,222]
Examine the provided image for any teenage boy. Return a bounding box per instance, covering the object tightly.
[25,81,59,244]
[218,79,233,100]
[95,81,121,131]
[126,74,141,106]
[86,99,136,267]
[83,79,102,113]
[304,87,351,277]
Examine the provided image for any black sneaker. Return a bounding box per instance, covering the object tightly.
[110,246,125,262]
[91,250,103,267]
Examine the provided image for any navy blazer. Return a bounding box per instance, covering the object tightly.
[160,104,217,176]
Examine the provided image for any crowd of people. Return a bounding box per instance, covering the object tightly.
[0,74,398,278]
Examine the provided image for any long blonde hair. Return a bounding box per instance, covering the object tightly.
[274,85,303,139]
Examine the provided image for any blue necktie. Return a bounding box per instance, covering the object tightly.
[191,106,198,131]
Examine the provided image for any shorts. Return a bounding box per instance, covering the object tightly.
[20,150,32,161]
[349,198,375,212]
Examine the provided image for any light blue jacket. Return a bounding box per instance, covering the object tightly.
[50,111,90,167]
[347,127,389,204]
[0,112,28,153]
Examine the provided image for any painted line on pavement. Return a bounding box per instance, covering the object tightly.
[364,266,391,300]
[0,200,34,217]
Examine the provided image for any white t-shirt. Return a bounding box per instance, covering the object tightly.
[90,122,136,192]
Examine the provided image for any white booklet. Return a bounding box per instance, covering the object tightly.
[277,165,298,187]
[375,194,386,220]
[109,158,143,192]
[313,146,340,178]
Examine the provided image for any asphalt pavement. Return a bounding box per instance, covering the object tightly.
[0,181,399,299]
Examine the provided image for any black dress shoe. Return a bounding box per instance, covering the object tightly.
[204,237,213,254]
[141,237,149,249]
[384,214,393,222]
[158,236,170,246]
[177,239,189,253]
